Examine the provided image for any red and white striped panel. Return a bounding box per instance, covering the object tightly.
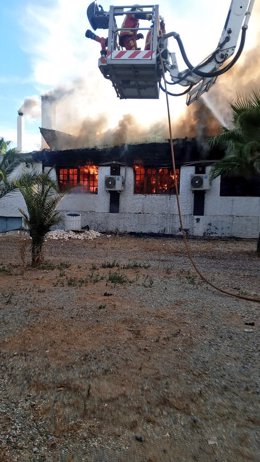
[109,50,155,60]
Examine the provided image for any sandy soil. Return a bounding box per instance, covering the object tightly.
[0,232,259,462]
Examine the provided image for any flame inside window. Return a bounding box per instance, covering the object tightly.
[134,165,179,194]
[57,165,98,193]
[79,165,98,193]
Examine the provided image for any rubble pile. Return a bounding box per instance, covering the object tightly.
[46,229,102,240]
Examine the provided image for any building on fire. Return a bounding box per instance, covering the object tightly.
[1,131,259,238]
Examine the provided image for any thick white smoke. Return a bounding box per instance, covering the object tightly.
[20,0,260,148]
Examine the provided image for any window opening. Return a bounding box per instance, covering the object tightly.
[79,165,98,193]
[57,165,98,193]
[134,165,179,194]
[59,168,78,188]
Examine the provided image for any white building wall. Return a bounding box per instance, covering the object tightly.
[58,166,193,235]
[0,191,27,218]
[1,163,259,238]
[57,166,111,215]
[202,170,260,238]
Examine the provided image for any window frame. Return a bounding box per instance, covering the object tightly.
[134,165,179,195]
[57,165,99,194]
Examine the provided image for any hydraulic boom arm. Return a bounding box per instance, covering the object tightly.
[85,1,255,103]
[160,0,255,104]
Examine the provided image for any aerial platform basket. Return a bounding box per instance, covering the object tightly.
[98,4,162,99]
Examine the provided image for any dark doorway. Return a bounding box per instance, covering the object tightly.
[109,164,121,213]
[193,166,205,216]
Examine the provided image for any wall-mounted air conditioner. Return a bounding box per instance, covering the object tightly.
[105,175,124,191]
[190,174,211,191]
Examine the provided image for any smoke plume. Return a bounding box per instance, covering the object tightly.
[203,2,260,128]
[41,80,170,148]
[41,79,223,150]
[19,97,41,119]
[40,3,260,150]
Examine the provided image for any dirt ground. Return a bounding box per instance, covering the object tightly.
[0,232,259,462]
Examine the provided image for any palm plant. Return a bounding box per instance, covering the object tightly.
[210,91,260,179]
[210,91,260,254]
[0,137,32,198]
[15,170,64,266]
[0,137,15,155]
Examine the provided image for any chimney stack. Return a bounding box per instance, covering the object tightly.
[41,95,57,149]
[17,111,24,152]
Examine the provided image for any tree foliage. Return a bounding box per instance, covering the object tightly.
[210,91,260,179]
[0,137,32,198]
[15,170,64,266]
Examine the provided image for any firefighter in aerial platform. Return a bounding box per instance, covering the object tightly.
[119,6,152,50]
[85,3,152,54]
[145,16,166,50]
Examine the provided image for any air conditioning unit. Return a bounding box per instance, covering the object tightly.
[105,175,124,191]
[190,174,211,191]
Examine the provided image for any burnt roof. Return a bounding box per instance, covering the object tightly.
[33,139,224,168]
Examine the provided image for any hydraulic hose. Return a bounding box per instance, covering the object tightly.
[168,27,247,79]
[161,39,233,87]
[159,81,193,96]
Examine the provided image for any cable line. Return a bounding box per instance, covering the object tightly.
[159,50,260,304]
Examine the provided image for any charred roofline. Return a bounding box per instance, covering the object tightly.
[32,139,225,168]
